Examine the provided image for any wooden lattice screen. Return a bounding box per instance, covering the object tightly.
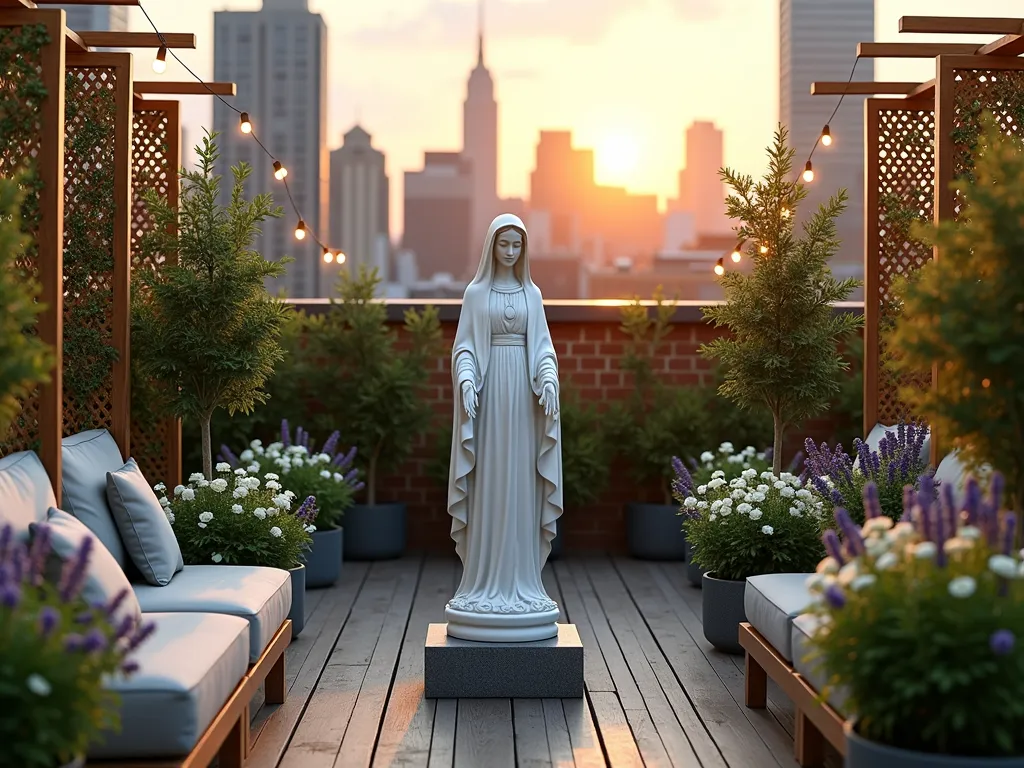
[62,52,132,457]
[863,98,936,436]
[130,100,182,487]
[0,10,66,497]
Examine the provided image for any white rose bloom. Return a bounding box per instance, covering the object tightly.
[165,510,175,524]
[913,542,938,559]
[266,480,282,491]
[958,525,982,540]
[789,507,802,517]
[731,489,745,500]
[780,486,795,498]
[697,485,708,495]
[240,449,255,462]
[719,442,734,453]
[851,574,877,591]
[26,673,51,697]
[264,472,280,481]
[189,472,204,483]
[749,508,763,520]
[989,555,1018,579]
[253,508,268,520]
[198,511,214,523]
[737,502,753,514]
[700,451,715,463]
[683,497,698,509]
[209,478,228,493]
[232,486,249,499]
[948,575,976,598]
[305,524,317,533]
[711,470,726,480]
[709,514,718,522]
[153,482,166,492]
[321,470,332,479]
[211,553,223,563]
[234,468,247,476]
[696,501,709,510]
[244,477,260,489]
[173,484,185,496]
[215,462,232,473]
[181,488,195,501]
[761,525,774,535]
[248,463,260,474]
[269,526,283,538]
[159,496,170,508]
[285,490,296,499]
[741,468,758,480]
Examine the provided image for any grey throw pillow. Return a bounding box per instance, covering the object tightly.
[106,458,184,586]
[32,508,142,629]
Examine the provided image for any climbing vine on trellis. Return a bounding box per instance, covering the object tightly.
[61,69,119,433]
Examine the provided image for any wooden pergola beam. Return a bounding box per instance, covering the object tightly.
[811,81,922,95]
[78,32,196,49]
[133,81,236,96]
[907,79,936,99]
[34,0,139,4]
[977,34,1024,56]
[899,16,1024,35]
[857,42,986,58]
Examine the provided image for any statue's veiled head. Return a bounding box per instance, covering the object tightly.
[492,226,524,270]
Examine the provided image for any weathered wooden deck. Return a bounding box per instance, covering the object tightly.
[245,556,827,768]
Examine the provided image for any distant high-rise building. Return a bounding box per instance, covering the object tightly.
[780,0,874,282]
[59,5,129,32]
[403,152,473,281]
[461,1,499,266]
[213,0,328,298]
[677,121,730,237]
[328,125,389,287]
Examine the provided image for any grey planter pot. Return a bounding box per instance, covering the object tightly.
[288,564,306,637]
[626,503,686,560]
[701,572,747,654]
[303,526,343,588]
[343,502,406,561]
[683,538,708,587]
[846,724,1024,768]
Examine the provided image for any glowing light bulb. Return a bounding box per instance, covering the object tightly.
[336,252,347,265]
[759,244,769,254]
[322,249,334,263]
[273,160,287,180]
[730,247,742,263]
[781,208,790,219]
[802,161,815,183]
[239,112,252,134]
[294,220,306,240]
[714,258,725,276]
[821,124,832,147]
[152,45,167,74]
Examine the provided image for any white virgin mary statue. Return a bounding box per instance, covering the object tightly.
[445,213,563,643]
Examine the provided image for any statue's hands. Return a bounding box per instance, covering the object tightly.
[539,382,559,419]
[462,380,478,420]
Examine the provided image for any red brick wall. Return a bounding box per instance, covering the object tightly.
[369,303,858,554]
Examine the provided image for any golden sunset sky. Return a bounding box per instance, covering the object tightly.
[130,0,1024,234]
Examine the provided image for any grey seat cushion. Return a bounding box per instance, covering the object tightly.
[133,564,291,662]
[107,458,184,586]
[62,429,128,568]
[791,613,848,714]
[89,611,250,759]
[0,451,56,541]
[744,573,813,662]
[33,508,143,629]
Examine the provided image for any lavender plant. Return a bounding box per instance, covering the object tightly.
[803,422,931,524]
[219,419,363,529]
[804,474,1024,757]
[159,463,316,569]
[0,524,155,767]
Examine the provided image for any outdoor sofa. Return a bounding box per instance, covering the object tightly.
[0,428,293,766]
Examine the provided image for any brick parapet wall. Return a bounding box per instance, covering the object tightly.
[293,300,865,553]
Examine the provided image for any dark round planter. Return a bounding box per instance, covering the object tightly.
[846,722,1024,768]
[701,572,747,654]
[683,538,707,587]
[343,502,406,561]
[303,525,343,588]
[288,564,306,637]
[626,503,686,560]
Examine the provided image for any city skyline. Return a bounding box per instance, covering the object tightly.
[120,0,1023,241]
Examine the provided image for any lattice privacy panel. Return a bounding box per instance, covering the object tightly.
[131,104,181,486]
[868,104,936,427]
[61,65,121,440]
[0,25,47,455]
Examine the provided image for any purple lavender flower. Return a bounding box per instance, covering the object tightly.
[1002,513,1018,557]
[963,477,981,525]
[37,606,59,637]
[105,588,129,620]
[834,508,866,556]
[81,627,107,653]
[824,583,846,609]
[1,583,20,608]
[990,629,1015,656]
[295,495,319,522]
[126,620,157,653]
[902,485,916,523]
[334,445,357,469]
[218,444,240,468]
[862,483,882,520]
[787,450,804,473]
[114,614,135,641]
[0,523,13,563]
[26,525,51,586]
[281,419,291,448]
[671,456,693,499]
[822,529,845,565]
[58,535,92,603]
[121,660,140,675]
[322,430,341,457]
[64,633,84,652]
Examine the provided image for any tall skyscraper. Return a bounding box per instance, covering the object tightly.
[677,121,730,237]
[213,0,328,298]
[59,5,129,32]
[780,0,874,282]
[403,152,473,281]
[328,125,389,287]
[461,1,498,262]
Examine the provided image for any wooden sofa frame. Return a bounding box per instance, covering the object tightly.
[739,622,846,767]
[90,618,292,768]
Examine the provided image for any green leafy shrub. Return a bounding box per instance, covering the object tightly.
[560,389,612,507]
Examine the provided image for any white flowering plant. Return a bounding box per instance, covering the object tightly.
[680,468,826,580]
[690,442,772,487]
[219,421,363,530]
[158,464,316,570]
[804,474,1024,757]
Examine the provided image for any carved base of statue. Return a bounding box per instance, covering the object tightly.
[444,601,560,643]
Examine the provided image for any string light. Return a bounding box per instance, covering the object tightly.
[781,207,790,219]
[820,124,832,147]
[802,161,815,183]
[730,244,742,263]
[152,44,167,74]
[759,244,769,254]
[137,2,342,261]
[797,57,860,184]
[714,257,725,276]
[322,248,334,263]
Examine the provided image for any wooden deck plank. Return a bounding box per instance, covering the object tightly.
[335,558,424,767]
[514,700,554,767]
[455,699,515,768]
[587,692,643,768]
[614,558,783,768]
[247,562,371,767]
[373,558,459,768]
[552,561,616,693]
[428,699,457,768]
[560,698,605,768]
[541,699,577,768]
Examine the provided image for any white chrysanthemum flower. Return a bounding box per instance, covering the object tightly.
[700,451,715,463]
[727,454,744,464]
[711,470,726,480]
[696,501,709,510]
[851,574,877,591]
[333,473,343,482]
[248,463,260,474]
[863,517,895,536]
[875,551,898,571]
[198,511,214,523]
[25,673,51,697]
[816,557,840,575]
[749,508,763,521]
[731,489,745,500]
[273,495,291,509]
[159,496,170,508]
[197,478,210,488]
[958,525,982,540]
[321,470,332,479]
[683,497,698,509]
[750,491,766,503]
[948,575,976,598]
[760,471,774,481]
[269,526,283,538]
[773,480,786,490]
[264,473,280,481]
[189,472,204,483]
[181,488,195,501]
[789,506,802,517]
[253,507,268,520]
[756,483,769,493]
[215,462,232,473]
[243,476,260,490]
[234,468,247,476]
[838,561,860,585]
[165,510,175,524]
[780,486,795,498]
[232,486,249,499]
[240,449,255,462]
[741,468,758,480]
[720,497,733,508]
[761,525,774,535]
[709,513,717,522]
[866,538,890,557]
[708,478,726,490]
[228,504,241,515]
[209,478,228,493]
[198,521,207,529]
[305,524,317,533]
[913,541,937,559]
[285,490,296,499]
[266,479,283,492]
[697,485,708,495]
[943,537,973,557]
[989,555,1018,579]
[719,442,734,454]
[211,553,223,563]
[711,499,723,512]
[720,507,732,516]
[153,482,166,492]
[737,502,753,514]
[250,439,263,448]
[796,488,812,500]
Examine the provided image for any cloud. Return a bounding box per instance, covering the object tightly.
[350,0,651,48]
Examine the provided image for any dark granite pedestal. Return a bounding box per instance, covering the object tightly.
[424,623,584,698]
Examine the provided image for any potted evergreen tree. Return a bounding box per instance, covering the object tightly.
[132,131,291,481]
[308,266,442,560]
[888,116,1024,517]
[700,125,862,476]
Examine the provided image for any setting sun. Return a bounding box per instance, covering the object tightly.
[595,134,640,184]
